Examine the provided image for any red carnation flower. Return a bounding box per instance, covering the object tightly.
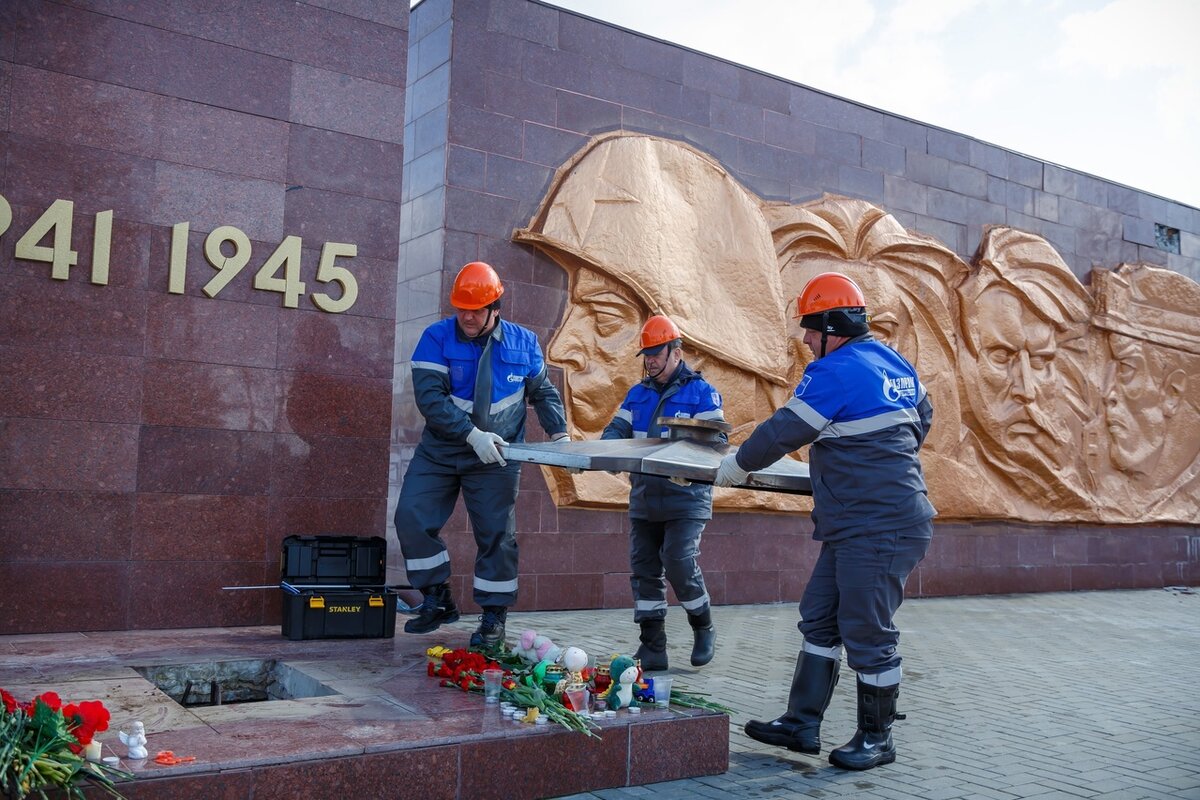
[79,700,110,732]
[64,699,111,744]
[34,691,63,711]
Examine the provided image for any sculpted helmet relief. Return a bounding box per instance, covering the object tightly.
[514,132,1200,523]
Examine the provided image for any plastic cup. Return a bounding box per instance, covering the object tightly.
[563,685,588,713]
[483,669,503,703]
[653,674,673,707]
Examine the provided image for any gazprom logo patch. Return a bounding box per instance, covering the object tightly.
[506,374,523,383]
[882,374,916,402]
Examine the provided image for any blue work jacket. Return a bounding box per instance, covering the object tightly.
[735,335,935,541]
[602,362,725,520]
[410,317,566,460]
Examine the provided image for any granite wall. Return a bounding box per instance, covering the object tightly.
[0,0,408,634]
[2,0,1195,635]
[391,0,1199,615]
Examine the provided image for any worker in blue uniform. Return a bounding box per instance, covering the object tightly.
[396,261,568,648]
[715,272,934,771]
[602,315,726,671]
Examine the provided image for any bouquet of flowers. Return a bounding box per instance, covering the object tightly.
[427,647,600,736]
[425,642,733,736]
[0,687,132,799]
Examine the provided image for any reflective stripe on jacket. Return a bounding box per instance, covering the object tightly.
[735,336,935,541]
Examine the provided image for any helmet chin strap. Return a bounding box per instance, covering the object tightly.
[820,312,829,359]
[480,307,498,337]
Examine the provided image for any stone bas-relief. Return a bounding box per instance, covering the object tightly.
[514,132,806,513]
[516,132,1199,524]
[1091,264,1200,520]
[952,228,1098,520]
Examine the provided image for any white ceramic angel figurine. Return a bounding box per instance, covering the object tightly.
[118,720,148,759]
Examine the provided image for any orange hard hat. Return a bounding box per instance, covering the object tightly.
[450,262,504,310]
[795,272,866,319]
[639,314,682,355]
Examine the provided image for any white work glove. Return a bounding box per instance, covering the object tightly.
[548,432,582,472]
[714,452,749,487]
[669,476,692,487]
[466,426,508,466]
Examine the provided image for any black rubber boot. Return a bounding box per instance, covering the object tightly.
[828,680,899,770]
[403,583,459,634]
[744,650,840,754]
[688,609,716,667]
[469,606,507,649]
[634,618,668,671]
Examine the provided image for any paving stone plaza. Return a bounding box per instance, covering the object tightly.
[504,589,1199,800]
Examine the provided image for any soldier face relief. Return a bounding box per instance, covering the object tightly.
[1104,334,1180,477]
[547,268,644,437]
[967,287,1066,461]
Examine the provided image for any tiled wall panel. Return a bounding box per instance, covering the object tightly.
[0,0,406,633]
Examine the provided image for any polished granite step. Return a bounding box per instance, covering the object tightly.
[0,623,728,799]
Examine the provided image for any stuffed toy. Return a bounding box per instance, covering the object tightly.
[605,655,640,710]
[561,646,588,683]
[511,629,563,666]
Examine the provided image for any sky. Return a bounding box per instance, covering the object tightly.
[542,0,1200,209]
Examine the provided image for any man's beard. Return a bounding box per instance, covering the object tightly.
[1015,400,1073,468]
[966,391,1091,509]
[967,387,1071,475]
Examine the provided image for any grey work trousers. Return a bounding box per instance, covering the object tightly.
[629,518,711,623]
[393,445,522,608]
[798,522,931,677]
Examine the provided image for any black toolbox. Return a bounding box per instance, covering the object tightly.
[280,535,397,640]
